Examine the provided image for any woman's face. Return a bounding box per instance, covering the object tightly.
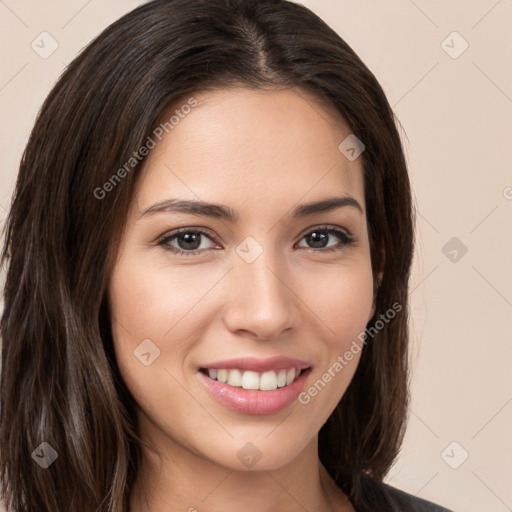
[108,87,375,471]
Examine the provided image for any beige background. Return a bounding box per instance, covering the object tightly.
[1,1,511,511]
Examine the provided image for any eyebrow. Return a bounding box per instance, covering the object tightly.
[138,196,363,222]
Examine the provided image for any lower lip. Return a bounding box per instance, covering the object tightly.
[196,368,311,415]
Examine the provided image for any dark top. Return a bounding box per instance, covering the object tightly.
[355,475,453,511]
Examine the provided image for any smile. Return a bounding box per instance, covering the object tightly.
[200,367,303,391]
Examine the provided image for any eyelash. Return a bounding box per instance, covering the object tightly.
[157,225,356,257]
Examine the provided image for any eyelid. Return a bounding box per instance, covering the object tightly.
[159,226,217,238]
[296,224,355,242]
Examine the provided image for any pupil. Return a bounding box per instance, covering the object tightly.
[178,232,201,250]
[308,231,327,248]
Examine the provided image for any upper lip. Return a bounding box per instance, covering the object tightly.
[200,356,311,373]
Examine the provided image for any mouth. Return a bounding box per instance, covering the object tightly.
[196,356,312,415]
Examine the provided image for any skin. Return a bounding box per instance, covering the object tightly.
[108,87,377,512]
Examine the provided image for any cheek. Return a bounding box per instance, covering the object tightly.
[106,255,211,423]
[299,256,374,346]
[107,253,231,379]
[291,255,374,430]
[108,254,221,338]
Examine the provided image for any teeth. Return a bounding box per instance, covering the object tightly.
[205,367,304,391]
[216,369,228,383]
[241,371,260,390]
[260,371,277,391]
[227,369,242,387]
[277,369,287,388]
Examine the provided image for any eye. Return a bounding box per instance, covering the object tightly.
[296,226,355,252]
[157,228,218,256]
[157,225,356,257]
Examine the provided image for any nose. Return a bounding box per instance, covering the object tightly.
[222,246,298,340]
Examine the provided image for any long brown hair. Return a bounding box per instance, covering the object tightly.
[0,0,414,510]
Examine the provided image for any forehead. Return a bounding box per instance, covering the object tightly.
[135,87,365,217]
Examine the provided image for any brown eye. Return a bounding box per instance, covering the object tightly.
[158,228,217,256]
[297,227,355,251]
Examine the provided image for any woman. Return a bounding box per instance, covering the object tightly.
[0,0,452,510]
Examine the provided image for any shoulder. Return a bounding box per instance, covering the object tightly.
[357,475,453,512]
[379,482,453,511]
